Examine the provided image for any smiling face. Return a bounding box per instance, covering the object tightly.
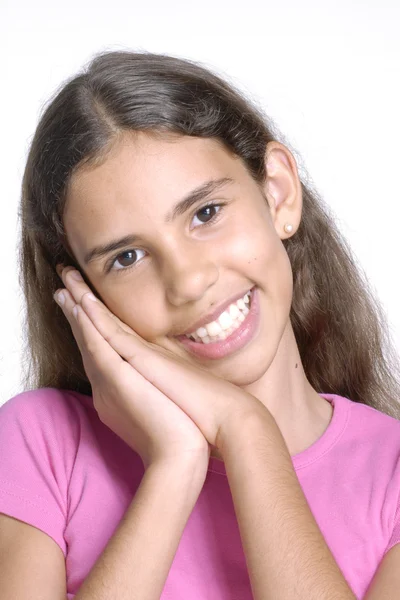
[63,132,302,387]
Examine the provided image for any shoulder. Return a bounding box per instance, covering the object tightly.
[321,393,400,458]
[1,386,92,419]
[341,395,400,440]
[344,396,400,492]
[331,396,400,556]
[0,388,98,504]
[332,394,400,436]
[329,394,400,470]
[0,388,93,558]
[0,387,95,448]
[0,387,135,465]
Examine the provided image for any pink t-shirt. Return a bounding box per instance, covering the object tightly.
[0,388,399,598]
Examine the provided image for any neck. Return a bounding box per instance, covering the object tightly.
[211,323,333,461]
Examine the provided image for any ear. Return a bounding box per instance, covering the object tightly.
[262,141,302,239]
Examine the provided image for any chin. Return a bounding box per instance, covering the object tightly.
[211,355,275,387]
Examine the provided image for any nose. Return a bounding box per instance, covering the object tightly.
[162,244,219,307]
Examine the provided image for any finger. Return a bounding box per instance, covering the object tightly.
[54,287,128,379]
[58,266,134,335]
[54,288,88,358]
[79,292,249,442]
[80,291,147,358]
[55,287,174,426]
[78,290,211,388]
[59,266,94,306]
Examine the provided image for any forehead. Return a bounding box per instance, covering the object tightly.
[66,132,240,206]
[64,133,245,250]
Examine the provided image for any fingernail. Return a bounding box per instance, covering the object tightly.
[54,291,65,305]
[87,293,97,302]
[56,264,64,278]
[70,270,83,281]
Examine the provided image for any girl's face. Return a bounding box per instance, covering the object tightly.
[64,132,302,386]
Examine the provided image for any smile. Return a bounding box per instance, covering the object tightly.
[186,289,252,343]
[176,287,260,360]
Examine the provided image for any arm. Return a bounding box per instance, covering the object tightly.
[0,513,67,600]
[75,459,206,600]
[364,544,400,598]
[220,412,356,600]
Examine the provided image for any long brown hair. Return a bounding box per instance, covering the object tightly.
[19,50,400,419]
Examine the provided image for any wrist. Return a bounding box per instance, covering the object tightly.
[217,406,286,460]
[146,450,210,485]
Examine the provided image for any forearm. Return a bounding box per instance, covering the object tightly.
[221,414,356,600]
[75,459,206,600]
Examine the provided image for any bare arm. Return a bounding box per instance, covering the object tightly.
[0,514,67,600]
[75,458,206,600]
[220,412,356,600]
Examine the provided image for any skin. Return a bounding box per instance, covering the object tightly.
[63,132,333,460]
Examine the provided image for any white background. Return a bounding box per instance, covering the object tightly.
[1,0,399,404]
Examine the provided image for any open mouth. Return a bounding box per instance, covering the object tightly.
[185,287,254,345]
[175,286,260,360]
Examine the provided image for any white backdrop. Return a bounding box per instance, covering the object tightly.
[2,0,400,403]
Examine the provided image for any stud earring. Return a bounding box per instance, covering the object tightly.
[284,223,293,234]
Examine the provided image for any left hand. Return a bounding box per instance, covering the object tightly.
[57,268,275,452]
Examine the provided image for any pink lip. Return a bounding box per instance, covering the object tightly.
[176,286,260,360]
[176,287,254,336]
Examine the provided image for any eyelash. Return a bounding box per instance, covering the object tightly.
[106,201,227,274]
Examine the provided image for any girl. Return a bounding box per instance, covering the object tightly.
[1,50,400,600]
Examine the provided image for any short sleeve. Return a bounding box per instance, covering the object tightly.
[0,388,81,556]
[385,452,400,554]
[388,508,400,550]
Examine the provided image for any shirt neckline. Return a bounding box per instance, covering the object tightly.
[207,393,351,475]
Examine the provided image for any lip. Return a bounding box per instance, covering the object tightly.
[175,286,255,336]
[176,286,260,360]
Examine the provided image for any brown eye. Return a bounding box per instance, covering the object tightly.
[196,205,219,223]
[192,202,225,227]
[116,251,136,267]
[112,249,145,271]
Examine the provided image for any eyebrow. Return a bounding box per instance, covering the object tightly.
[83,177,234,265]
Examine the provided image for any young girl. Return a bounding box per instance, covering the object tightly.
[1,50,400,600]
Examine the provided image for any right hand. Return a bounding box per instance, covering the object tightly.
[55,266,210,473]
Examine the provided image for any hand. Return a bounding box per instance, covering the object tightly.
[55,267,211,471]
[55,267,269,467]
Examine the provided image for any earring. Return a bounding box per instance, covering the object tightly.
[284,223,293,234]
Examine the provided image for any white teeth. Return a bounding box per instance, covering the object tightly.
[218,311,234,331]
[206,321,223,336]
[196,326,208,338]
[229,304,241,319]
[185,289,253,341]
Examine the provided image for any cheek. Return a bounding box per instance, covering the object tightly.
[220,217,266,272]
[98,286,165,339]
[224,215,286,276]
[266,243,294,324]
[229,220,293,307]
